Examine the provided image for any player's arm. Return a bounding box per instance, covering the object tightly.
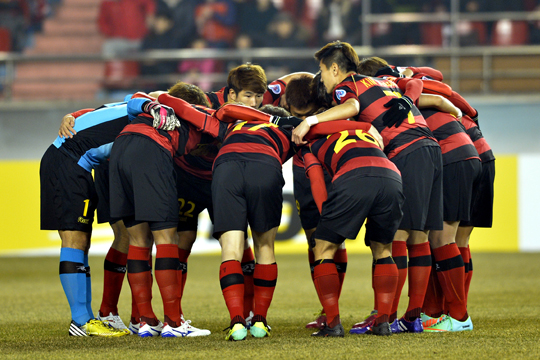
[292,98,360,145]
[303,151,327,213]
[58,108,93,138]
[277,72,315,83]
[417,94,462,119]
[367,125,384,150]
[406,66,444,81]
[448,91,478,120]
[394,77,423,103]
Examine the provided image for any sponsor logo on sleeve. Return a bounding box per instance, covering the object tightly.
[335,89,346,100]
[268,84,282,94]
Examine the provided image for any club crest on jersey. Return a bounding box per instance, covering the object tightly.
[268,84,282,94]
[335,89,346,100]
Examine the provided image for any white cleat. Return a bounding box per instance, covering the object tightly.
[138,321,164,338]
[128,321,140,335]
[97,312,128,330]
[178,315,211,337]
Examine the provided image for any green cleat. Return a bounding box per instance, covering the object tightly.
[250,322,271,338]
[225,323,248,341]
[424,315,473,332]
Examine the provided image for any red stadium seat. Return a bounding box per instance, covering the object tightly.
[0,27,12,52]
[421,23,444,46]
[491,20,529,46]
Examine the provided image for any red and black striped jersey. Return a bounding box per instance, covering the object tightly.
[205,86,230,109]
[262,79,286,106]
[333,74,437,160]
[420,109,480,165]
[214,121,296,170]
[304,122,401,183]
[461,115,495,162]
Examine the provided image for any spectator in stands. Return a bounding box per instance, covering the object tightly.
[235,0,279,47]
[178,38,218,91]
[0,0,30,52]
[195,0,237,49]
[155,0,197,50]
[456,0,487,46]
[315,0,362,47]
[262,12,308,73]
[98,0,156,57]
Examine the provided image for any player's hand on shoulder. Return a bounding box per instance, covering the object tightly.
[59,114,76,138]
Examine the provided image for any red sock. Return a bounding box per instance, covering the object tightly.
[220,260,245,323]
[459,246,471,307]
[99,247,127,316]
[130,290,140,325]
[432,244,468,321]
[127,245,156,322]
[373,257,399,325]
[155,244,181,327]
[422,258,445,317]
[405,242,432,320]
[467,248,473,301]
[333,248,347,298]
[372,261,378,312]
[253,263,278,319]
[178,248,190,316]
[241,247,255,318]
[390,241,407,321]
[308,249,315,282]
[313,260,341,328]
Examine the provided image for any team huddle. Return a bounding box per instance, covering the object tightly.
[39,40,495,340]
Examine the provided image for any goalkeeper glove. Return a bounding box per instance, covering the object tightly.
[382,95,413,128]
[270,115,304,128]
[144,101,180,131]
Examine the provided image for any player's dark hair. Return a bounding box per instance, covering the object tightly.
[168,81,211,107]
[227,63,267,95]
[357,56,389,76]
[259,104,291,117]
[312,71,333,108]
[314,40,359,73]
[285,75,318,110]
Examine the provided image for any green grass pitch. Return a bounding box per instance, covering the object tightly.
[1,252,539,359]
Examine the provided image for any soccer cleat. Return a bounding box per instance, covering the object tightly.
[424,315,473,332]
[311,323,345,337]
[128,321,140,335]
[351,310,378,329]
[349,318,374,335]
[420,313,439,328]
[250,322,271,338]
[365,321,392,336]
[97,312,128,331]
[395,317,424,333]
[305,309,327,329]
[161,323,185,338]
[225,323,248,341]
[69,319,128,337]
[138,320,164,338]
[177,318,211,337]
[390,319,401,334]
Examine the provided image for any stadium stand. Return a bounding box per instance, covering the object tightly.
[11,0,104,100]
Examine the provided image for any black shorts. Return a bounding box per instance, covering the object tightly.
[392,145,443,231]
[313,171,404,246]
[94,162,120,224]
[175,164,213,231]
[460,159,495,228]
[442,159,482,222]
[40,145,97,232]
[212,160,284,237]
[292,164,332,230]
[109,135,178,231]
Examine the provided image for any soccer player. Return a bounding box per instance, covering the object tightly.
[40,101,137,337]
[292,41,443,334]
[284,74,348,330]
[58,109,133,333]
[300,120,404,337]
[416,96,482,332]
[109,84,212,338]
[155,92,303,341]
[176,64,268,326]
[262,71,315,109]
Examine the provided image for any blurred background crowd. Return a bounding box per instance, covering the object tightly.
[2,0,540,99]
